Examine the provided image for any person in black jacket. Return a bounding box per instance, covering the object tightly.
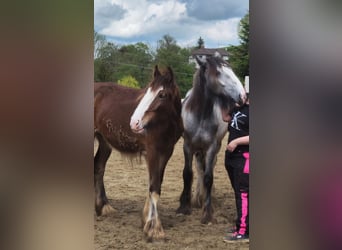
[224,95,249,241]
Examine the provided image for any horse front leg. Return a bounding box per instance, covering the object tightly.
[94,132,115,216]
[142,191,165,242]
[176,142,193,215]
[201,145,218,224]
[142,153,170,242]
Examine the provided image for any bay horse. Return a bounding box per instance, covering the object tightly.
[94,66,183,241]
[176,53,246,224]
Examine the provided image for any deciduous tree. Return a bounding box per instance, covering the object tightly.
[227,12,249,82]
[155,34,195,97]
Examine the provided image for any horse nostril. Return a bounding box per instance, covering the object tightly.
[130,118,139,129]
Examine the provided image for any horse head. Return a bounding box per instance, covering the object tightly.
[195,52,246,120]
[130,65,182,134]
[196,53,246,103]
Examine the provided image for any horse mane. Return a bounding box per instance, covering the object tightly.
[187,69,205,112]
[186,56,234,117]
[186,64,214,118]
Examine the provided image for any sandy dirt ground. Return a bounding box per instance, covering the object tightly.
[94,135,249,249]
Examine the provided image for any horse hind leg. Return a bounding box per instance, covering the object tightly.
[201,151,218,224]
[94,132,115,216]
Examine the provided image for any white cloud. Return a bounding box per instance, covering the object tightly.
[99,0,186,37]
[203,19,241,43]
[95,0,247,47]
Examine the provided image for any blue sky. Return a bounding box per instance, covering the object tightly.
[94,0,249,49]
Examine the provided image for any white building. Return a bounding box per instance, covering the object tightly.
[189,47,229,67]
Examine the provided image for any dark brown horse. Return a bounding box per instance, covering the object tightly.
[94,66,183,241]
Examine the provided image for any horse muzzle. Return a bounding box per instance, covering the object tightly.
[130,118,145,134]
[237,93,247,107]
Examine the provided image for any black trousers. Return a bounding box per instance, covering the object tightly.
[225,151,249,235]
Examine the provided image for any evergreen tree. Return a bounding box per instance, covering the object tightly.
[196,36,205,48]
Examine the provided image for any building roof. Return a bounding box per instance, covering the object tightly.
[191,47,229,57]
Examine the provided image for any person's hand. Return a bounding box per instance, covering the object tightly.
[226,140,238,152]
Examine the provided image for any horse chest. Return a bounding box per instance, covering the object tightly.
[184,119,217,145]
[183,109,227,149]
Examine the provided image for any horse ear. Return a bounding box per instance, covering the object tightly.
[167,66,174,83]
[154,65,161,78]
[195,56,206,67]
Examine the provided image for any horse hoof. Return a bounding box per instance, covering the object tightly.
[176,206,192,215]
[145,230,166,242]
[200,216,217,225]
[101,203,116,216]
[143,220,165,242]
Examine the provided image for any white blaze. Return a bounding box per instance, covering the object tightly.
[130,86,163,130]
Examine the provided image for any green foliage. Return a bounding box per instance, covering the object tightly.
[94,42,118,82]
[94,23,249,95]
[93,33,199,97]
[227,11,249,82]
[114,43,154,87]
[238,13,249,45]
[118,75,140,89]
[155,35,195,97]
[227,45,249,82]
[94,35,154,87]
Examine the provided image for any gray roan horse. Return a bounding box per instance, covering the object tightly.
[94,66,183,241]
[176,54,246,224]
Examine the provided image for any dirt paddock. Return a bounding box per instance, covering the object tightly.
[94,135,249,249]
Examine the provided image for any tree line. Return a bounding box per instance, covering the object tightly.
[94,12,249,97]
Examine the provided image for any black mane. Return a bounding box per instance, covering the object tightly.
[186,57,226,120]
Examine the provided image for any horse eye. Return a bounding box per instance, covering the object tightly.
[159,92,167,99]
